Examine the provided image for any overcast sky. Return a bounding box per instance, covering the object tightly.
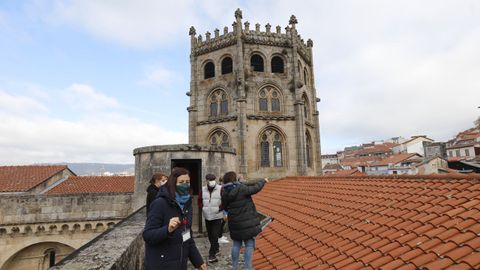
[1,0,479,164]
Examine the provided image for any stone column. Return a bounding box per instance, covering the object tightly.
[188,27,198,144]
[289,15,307,176]
[307,39,323,175]
[234,8,248,176]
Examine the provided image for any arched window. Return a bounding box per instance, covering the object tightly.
[209,129,230,147]
[43,248,56,268]
[303,67,308,86]
[204,62,215,79]
[303,94,310,120]
[258,86,281,113]
[250,54,264,72]
[221,57,233,74]
[271,56,284,73]
[259,128,285,168]
[306,131,312,168]
[208,89,228,117]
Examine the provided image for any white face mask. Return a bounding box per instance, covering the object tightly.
[208,180,216,187]
[160,180,167,186]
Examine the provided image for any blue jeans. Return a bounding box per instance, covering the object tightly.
[231,238,255,270]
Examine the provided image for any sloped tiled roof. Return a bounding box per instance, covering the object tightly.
[253,175,480,269]
[47,176,134,194]
[323,163,343,171]
[332,168,365,176]
[0,165,68,192]
[340,156,380,168]
[371,153,421,167]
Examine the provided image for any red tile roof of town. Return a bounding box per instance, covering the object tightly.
[47,175,134,194]
[253,175,480,270]
[346,143,397,157]
[0,165,69,192]
[340,156,381,167]
[332,168,365,176]
[371,153,421,166]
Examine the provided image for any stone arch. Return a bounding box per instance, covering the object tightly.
[206,88,230,117]
[250,51,266,72]
[256,84,284,114]
[207,127,231,147]
[202,60,215,79]
[95,223,105,232]
[220,54,233,75]
[303,67,309,86]
[270,54,286,74]
[0,240,77,270]
[107,222,116,229]
[257,125,288,168]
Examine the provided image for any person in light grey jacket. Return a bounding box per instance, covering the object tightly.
[200,173,224,263]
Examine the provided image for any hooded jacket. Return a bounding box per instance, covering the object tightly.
[146,184,159,215]
[143,186,203,270]
[221,179,266,240]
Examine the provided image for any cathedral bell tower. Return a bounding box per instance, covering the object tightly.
[187,9,322,179]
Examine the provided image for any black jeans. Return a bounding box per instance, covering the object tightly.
[205,219,222,257]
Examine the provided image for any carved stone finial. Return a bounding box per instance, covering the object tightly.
[189,26,196,36]
[255,23,260,32]
[224,26,228,34]
[276,25,281,34]
[289,15,298,25]
[235,8,243,19]
[307,39,313,47]
[244,21,250,31]
[206,31,211,40]
[265,23,271,33]
[285,26,291,34]
[198,35,203,42]
[214,28,219,38]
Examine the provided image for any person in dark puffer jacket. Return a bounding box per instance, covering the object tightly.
[143,167,207,270]
[145,172,168,215]
[221,171,268,270]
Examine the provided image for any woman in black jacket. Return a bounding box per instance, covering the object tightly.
[221,171,268,270]
[145,173,167,215]
[143,167,207,270]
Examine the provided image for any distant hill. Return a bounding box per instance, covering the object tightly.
[60,163,134,176]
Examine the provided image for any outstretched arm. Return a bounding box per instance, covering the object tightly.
[244,178,268,195]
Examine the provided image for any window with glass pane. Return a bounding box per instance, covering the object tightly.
[251,54,264,72]
[210,101,217,116]
[273,141,282,167]
[221,57,233,74]
[259,98,268,111]
[272,98,280,111]
[220,94,228,114]
[261,141,270,167]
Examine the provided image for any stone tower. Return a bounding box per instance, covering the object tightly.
[187,9,322,179]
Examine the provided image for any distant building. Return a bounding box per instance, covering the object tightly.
[321,154,338,169]
[446,126,480,161]
[392,135,433,156]
[322,163,343,174]
[367,153,422,175]
[423,141,447,159]
[416,156,448,175]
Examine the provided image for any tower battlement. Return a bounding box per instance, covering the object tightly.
[189,9,313,64]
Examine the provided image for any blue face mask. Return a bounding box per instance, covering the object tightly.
[176,183,190,195]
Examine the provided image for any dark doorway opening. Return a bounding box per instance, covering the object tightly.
[171,159,203,232]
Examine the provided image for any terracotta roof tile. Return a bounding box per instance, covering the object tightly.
[253,175,480,269]
[0,165,69,192]
[47,175,134,194]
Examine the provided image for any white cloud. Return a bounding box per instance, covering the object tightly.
[138,65,183,90]
[0,85,187,164]
[0,90,48,115]
[64,83,119,111]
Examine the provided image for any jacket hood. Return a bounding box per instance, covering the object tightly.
[223,182,240,200]
[146,184,159,193]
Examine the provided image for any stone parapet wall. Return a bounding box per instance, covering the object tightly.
[51,207,146,270]
[0,193,133,225]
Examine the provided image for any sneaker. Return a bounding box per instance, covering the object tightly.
[219,236,230,243]
[208,256,218,263]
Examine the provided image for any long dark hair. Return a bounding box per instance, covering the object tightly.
[223,171,237,184]
[165,167,190,199]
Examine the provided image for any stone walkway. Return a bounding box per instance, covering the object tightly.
[187,232,242,270]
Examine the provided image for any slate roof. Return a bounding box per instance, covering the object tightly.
[0,165,69,192]
[47,175,134,194]
[253,175,480,269]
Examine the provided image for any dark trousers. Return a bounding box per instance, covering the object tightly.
[219,219,226,238]
[205,219,222,257]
